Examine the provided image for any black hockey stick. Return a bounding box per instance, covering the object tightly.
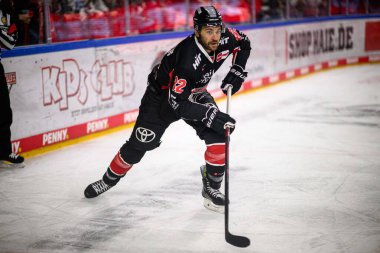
[224,86,250,248]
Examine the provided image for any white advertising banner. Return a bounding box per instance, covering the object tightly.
[276,20,364,72]
[2,17,379,154]
[5,39,180,140]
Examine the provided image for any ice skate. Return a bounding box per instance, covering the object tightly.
[0,153,25,168]
[84,179,113,198]
[200,165,225,214]
[84,168,122,198]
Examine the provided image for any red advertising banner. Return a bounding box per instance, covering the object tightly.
[365,21,380,51]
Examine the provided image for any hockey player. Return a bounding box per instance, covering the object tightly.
[0,0,25,168]
[84,6,251,213]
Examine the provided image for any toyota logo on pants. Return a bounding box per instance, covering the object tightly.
[136,127,156,143]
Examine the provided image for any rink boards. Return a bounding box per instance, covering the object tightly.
[2,16,380,155]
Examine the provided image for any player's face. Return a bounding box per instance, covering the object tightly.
[196,26,222,53]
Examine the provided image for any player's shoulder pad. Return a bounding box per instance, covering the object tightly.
[224,26,251,49]
[225,27,248,41]
[176,36,200,71]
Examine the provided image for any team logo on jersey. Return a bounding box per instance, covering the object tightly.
[166,47,175,56]
[198,69,214,85]
[219,37,229,45]
[168,93,179,109]
[216,50,229,62]
[136,127,156,143]
[193,53,201,70]
[172,76,187,94]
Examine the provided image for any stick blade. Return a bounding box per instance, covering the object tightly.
[226,232,250,248]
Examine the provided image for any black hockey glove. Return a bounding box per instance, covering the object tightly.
[202,107,236,135]
[221,65,247,95]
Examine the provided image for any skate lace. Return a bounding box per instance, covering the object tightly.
[92,180,110,194]
[206,183,223,199]
[9,153,19,159]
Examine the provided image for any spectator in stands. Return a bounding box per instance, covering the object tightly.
[258,0,285,21]
[0,0,25,167]
[13,0,43,45]
[85,0,109,12]
[53,0,86,14]
[318,0,329,16]
[303,0,320,17]
[331,0,365,15]
[289,0,328,18]
[369,0,380,13]
[102,0,122,9]
[28,0,44,44]
[13,0,31,45]
[289,0,306,18]
[84,0,123,12]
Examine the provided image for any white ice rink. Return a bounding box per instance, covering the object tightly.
[1,64,380,253]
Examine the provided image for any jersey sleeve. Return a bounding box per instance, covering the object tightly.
[167,67,210,121]
[227,27,251,70]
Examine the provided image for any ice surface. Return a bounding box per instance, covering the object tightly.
[1,65,380,253]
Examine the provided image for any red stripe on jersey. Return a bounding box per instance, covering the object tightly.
[217,50,230,62]
[228,28,242,41]
[162,69,174,90]
[109,151,132,175]
[205,144,226,166]
[232,47,241,65]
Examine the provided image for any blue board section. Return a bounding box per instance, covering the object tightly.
[2,14,379,58]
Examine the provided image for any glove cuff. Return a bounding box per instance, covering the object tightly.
[232,64,245,72]
[230,65,247,81]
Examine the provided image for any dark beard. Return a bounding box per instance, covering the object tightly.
[196,35,218,52]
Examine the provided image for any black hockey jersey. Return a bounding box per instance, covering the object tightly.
[0,8,17,54]
[150,27,251,122]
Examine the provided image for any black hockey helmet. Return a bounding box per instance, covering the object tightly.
[193,6,223,30]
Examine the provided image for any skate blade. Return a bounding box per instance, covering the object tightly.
[203,198,224,214]
[0,161,25,168]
